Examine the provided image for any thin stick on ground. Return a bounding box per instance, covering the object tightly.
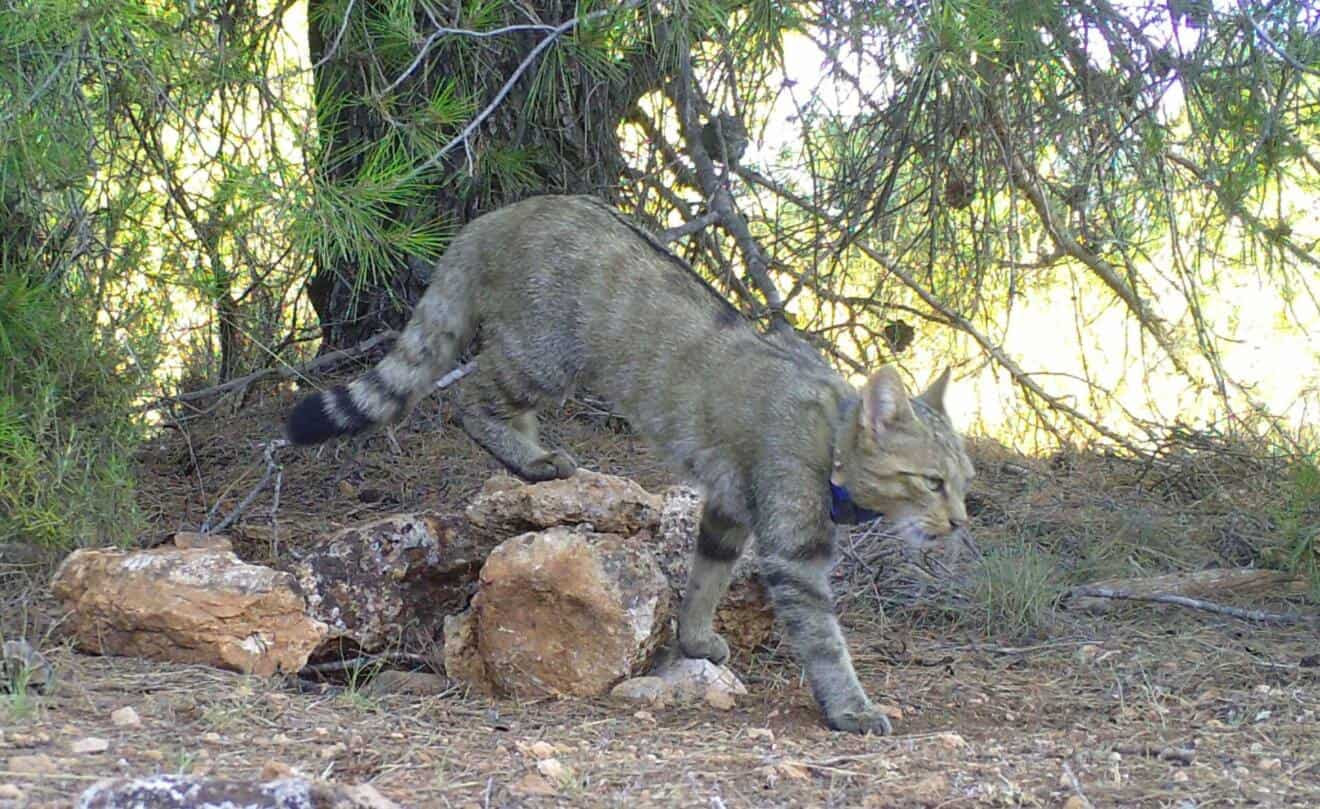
[202,439,287,535]
[1069,585,1310,626]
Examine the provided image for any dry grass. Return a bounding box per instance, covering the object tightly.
[2,377,1318,807]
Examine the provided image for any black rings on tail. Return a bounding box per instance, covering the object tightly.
[286,387,371,445]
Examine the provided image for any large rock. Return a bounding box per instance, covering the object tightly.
[465,527,672,696]
[77,775,399,809]
[466,470,663,536]
[51,547,326,676]
[288,511,498,654]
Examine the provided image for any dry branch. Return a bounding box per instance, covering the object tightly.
[1068,568,1312,625]
[158,330,398,408]
[667,27,790,332]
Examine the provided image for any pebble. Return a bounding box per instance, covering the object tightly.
[71,737,109,755]
[110,706,141,727]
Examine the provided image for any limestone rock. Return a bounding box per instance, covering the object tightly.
[76,776,400,809]
[51,547,326,676]
[289,512,498,654]
[649,656,748,702]
[441,610,492,695]
[471,527,672,696]
[611,657,748,710]
[610,676,669,706]
[466,471,663,536]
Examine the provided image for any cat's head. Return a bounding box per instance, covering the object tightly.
[833,367,974,551]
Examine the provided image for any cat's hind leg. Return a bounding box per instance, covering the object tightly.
[457,363,575,481]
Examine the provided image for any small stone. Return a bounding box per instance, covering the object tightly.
[0,784,23,801]
[201,732,223,745]
[747,728,774,743]
[775,760,812,781]
[935,732,967,751]
[704,684,736,710]
[509,772,557,797]
[1172,771,1190,783]
[877,703,904,721]
[536,757,568,780]
[1107,751,1122,763]
[319,742,347,759]
[1258,757,1282,771]
[1062,797,1087,809]
[648,657,748,703]
[6,754,56,774]
[110,706,141,727]
[141,749,164,761]
[633,710,655,723]
[259,761,297,779]
[71,737,109,754]
[610,676,670,707]
[526,741,557,760]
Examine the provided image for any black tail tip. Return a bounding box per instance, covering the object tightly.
[286,393,342,445]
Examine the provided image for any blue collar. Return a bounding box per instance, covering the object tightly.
[830,482,882,525]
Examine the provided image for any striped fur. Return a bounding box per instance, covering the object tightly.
[286,196,973,733]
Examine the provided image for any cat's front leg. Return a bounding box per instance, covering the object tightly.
[755,503,892,735]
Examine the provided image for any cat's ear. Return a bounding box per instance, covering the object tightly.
[916,368,952,414]
[860,366,914,436]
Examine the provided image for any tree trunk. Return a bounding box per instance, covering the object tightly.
[304,0,653,350]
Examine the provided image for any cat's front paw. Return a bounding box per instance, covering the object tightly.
[679,631,730,665]
[825,702,894,735]
[521,450,577,481]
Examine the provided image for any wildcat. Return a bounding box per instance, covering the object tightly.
[287,195,973,734]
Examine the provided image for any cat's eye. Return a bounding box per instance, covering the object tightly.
[924,476,945,493]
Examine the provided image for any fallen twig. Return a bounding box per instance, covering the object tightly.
[1068,585,1309,625]
[202,439,287,535]
[1114,744,1196,766]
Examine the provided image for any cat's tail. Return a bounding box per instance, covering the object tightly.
[285,257,476,446]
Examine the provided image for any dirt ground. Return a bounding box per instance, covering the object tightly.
[2,378,1317,807]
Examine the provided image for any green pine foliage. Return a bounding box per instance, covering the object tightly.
[0,271,142,549]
